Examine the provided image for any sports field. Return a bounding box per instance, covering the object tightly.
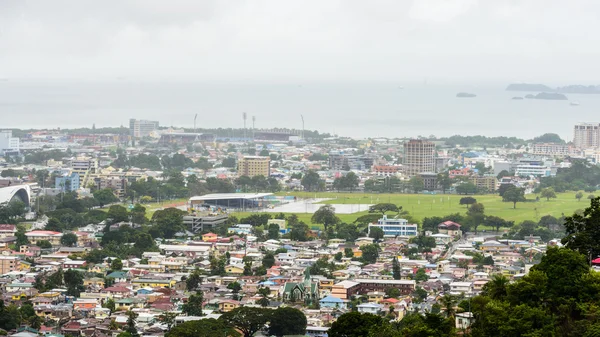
[232,191,588,227]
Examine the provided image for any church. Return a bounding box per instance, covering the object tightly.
[281,267,319,304]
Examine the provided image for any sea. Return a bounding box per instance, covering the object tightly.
[1,80,599,141]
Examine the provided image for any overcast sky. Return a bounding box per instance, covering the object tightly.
[0,0,598,83]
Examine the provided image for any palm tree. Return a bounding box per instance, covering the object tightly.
[257,286,271,307]
[483,274,509,300]
[440,294,457,319]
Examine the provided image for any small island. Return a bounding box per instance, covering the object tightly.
[507,83,600,94]
[512,96,524,100]
[534,92,568,100]
[507,83,552,91]
[456,92,476,98]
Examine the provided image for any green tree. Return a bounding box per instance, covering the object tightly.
[485,215,510,232]
[368,203,399,215]
[151,207,186,238]
[262,252,275,269]
[301,170,321,192]
[368,226,384,242]
[36,240,52,249]
[257,287,271,307]
[562,197,600,262]
[482,274,509,300]
[540,187,557,201]
[311,204,340,236]
[220,306,271,337]
[93,188,119,207]
[456,182,477,194]
[267,223,280,240]
[130,204,147,225]
[360,244,380,264]
[459,196,477,208]
[268,307,307,337]
[167,318,239,337]
[502,185,526,209]
[466,202,485,233]
[329,312,383,337]
[392,256,401,280]
[409,176,425,193]
[414,268,429,282]
[108,205,129,223]
[111,258,123,271]
[186,270,202,291]
[125,310,140,337]
[64,269,85,297]
[182,292,204,316]
[437,172,453,194]
[344,247,354,258]
[60,233,78,247]
[334,252,343,261]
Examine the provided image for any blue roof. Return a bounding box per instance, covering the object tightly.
[259,281,276,286]
[320,295,343,303]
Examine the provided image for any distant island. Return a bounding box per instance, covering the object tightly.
[506,83,552,91]
[534,92,568,100]
[456,92,476,98]
[507,83,600,94]
[512,96,524,100]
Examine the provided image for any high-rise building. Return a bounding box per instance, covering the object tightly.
[129,119,159,138]
[573,123,600,149]
[0,130,19,156]
[238,156,270,177]
[403,139,435,177]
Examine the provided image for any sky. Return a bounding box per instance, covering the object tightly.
[0,0,599,83]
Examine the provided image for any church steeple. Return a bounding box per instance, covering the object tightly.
[303,267,311,289]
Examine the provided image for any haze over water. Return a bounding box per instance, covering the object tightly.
[1,80,597,141]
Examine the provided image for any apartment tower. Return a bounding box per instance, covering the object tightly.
[573,123,600,149]
[238,156,271,177]
[403,139,435,177]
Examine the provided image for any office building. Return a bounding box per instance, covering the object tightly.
[573,123,600,149]
[470,175,498,192]
[368,215,418,237]
[530,143,571,156]
[183,214,229,233]
[403,139,435,177]
[0,256,18,274]
[329,152,375,171]
[129,119,159,138]
[0,130,19,156]
[55,173,80,192]
[238,156,270,177]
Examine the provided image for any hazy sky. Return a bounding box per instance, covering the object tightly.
[1,0,598,83]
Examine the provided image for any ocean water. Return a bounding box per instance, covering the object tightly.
[1,80,598,140]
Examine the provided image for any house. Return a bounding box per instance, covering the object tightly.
[450,282,473,294]
[357,303,383,314]
[480,241,510,253]
[73,299,98,311]
[437,221,461,237]
[24,230,63,245]
[225,265,244,275]
[218,299,240,312]
[367,291,385,304]
[0,224,17,238]
[62,260,87,269]
[319,295,347,310]
[456,312,475,329]
[201,233,218,242]
[106,271,129,283]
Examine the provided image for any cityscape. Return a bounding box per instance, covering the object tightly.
[2,1,600,337]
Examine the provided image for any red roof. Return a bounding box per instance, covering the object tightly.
[438,221,461,229]
[0,224,16,231]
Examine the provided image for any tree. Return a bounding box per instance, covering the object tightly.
[130,204,147,225]
[221,307,271,337]
[36,240,53,249]
[459,196,477,208]
[409,176,425,193]
[497,170,511,179]
[167,318,239,337]
[111,258,123,271]
[257,287,271,307]
[485,215,509,232]
[262,252,275,269]
[108,205,129,223]
[329,312,383,337]
[186,270,202,291]
[538,215,559,230]
[125,310,140,337]
[414,268,429,282]
[93,188,119,207]
[103,298,116,313]
[360,244,380,264]
[64,269,84,297]
[437,172,452,194]
[311,205,340,235]
[466,202,485,233]
[267,223,280,240]
[368,203,399,215]
[456,182,477,195]
[344,247,354,258]
[151,207,186,239]
[182,292,204,316]
[368,226,384,242]
[158,312,178,332]
[540,187,557,201]
[301,170,321,191]
[562,197,600,263]
[392,257,401,280]
[482,274,509,300]
[502,185,526,208]
[576,191,584,201]
[58,233,77,247]
[45,217,64,232]
[268,307,307,337]
[386,287,401,298]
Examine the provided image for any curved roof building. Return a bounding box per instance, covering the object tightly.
[0,185,31,206]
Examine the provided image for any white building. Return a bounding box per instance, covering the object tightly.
[129,119,159,138]
[574,122,600,149]
[368,215,418,237]
[0,130,19,156]
[530,143,571,156]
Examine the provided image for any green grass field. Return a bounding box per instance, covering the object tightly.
[232,192,587,227]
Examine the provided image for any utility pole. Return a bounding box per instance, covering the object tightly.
[301,115,305,139]
[194,114,198,133]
